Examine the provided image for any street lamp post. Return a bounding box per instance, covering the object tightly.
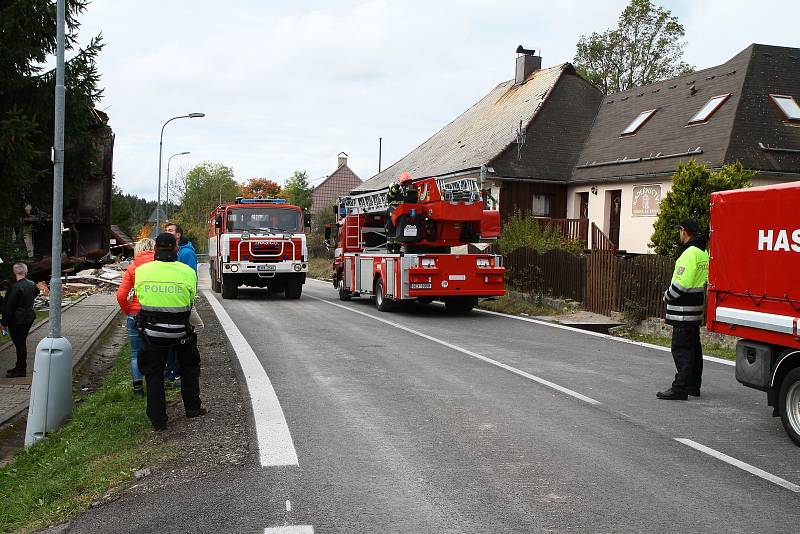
[165,151,190,219]
[156,113,204,232]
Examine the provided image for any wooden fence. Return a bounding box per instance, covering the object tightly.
[503,247,674,318]
[536,218,589,248]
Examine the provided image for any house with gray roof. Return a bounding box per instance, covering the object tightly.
[569,44,800,253]
[355,48,603,222]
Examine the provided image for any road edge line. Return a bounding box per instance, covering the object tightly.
[202,290,299,467]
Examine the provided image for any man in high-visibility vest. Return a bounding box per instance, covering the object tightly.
[657,219,709,401]
[134,233,205,430]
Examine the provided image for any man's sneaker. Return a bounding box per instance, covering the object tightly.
[5,367,26,378]
[132,381,145,397]
[656,388,688,400]
[186,408,207,418]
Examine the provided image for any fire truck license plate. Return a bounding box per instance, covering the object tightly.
[411,283,432,289]
[257,265,276,271]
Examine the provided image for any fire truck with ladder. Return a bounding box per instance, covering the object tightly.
[327,175,505,312]
[707,182,800,446]
[208,197,310,300]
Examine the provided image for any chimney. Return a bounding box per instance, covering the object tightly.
[515,45,541,85]
[337,151,348,168]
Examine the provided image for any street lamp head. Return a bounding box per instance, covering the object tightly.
[188,112,205,118]
[179,151,190,156]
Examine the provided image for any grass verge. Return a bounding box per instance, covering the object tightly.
[307,256,331,280]
[0,342,175,533]
[612,328,736,361]
[478,292,560,317]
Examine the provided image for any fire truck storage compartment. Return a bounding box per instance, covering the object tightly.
[385,258,396,298]
[735,340,774,389]
[344,256,354,290]
[358,257,375,293]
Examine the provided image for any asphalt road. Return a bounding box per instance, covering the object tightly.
[67,276,800,533]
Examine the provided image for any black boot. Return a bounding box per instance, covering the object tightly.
[656,388,688,400]
[6,367,26,378]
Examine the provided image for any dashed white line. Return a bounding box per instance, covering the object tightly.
[675,438,800,493]
[264,527,314,534]
[307,295,601,405]
[203,290,299,467]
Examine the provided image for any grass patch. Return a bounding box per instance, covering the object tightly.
[307,256,331,280]
[478,293,560,317]
[612,329,736,361]
[0,343,175,533]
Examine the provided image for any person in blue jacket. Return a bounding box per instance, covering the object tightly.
[164,223,198,382]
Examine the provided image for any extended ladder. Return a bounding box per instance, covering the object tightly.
[339,176,481,216]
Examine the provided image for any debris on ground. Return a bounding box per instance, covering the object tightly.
[32,266,125,310]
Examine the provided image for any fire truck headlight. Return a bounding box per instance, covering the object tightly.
[230,264,239,272]
[293,263,302,272]
[223,264,230,271]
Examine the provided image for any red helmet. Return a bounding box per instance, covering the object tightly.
[398,171,413,185]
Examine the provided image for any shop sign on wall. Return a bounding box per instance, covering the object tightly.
[632,184,662,216]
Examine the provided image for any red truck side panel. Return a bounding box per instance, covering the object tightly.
[707,182,800,349]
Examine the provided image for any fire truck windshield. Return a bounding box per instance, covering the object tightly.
[226,208,301,233]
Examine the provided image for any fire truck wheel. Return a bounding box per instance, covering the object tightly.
[210,265,221,293]
[338,281,351,301]
[779,367,800,446]
[374,277,395,312]
[221,275,238,300]
[285,275,303,299]
[444,297,477,314]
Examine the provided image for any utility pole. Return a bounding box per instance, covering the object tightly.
[26,0,72,447]
[378,137,382,173]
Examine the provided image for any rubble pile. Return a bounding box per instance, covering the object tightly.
[32,265,126,311]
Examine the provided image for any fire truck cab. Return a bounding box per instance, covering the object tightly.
[208,197,309,300]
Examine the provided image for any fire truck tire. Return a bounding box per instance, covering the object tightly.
[338,282,351,301]
[778,367,800,446]
[210,265,221,293]
[444,296,477,314]
[221,275,238,300]
[374,277,395,312]
[285,275,303,299]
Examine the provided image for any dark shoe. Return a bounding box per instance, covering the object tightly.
[656,388,688,400]
[186,408,207,418]
[688,388,701,397]
[6,367,26,378]
[132,381,145,397]
[153,422,168,432]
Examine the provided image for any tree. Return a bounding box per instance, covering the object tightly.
[172,162,239,253]
[0,0,105,257]
[111,184,136,238]
[280,170,313,210]
[649,161,753,256]
[240,177,282,198]
[573,0,692,94]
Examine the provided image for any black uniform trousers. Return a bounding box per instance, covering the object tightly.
[9,321,34,371]
[670,323,703,393]
[137,337,202,428]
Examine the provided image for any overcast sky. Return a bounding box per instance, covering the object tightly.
[72,0,799,199]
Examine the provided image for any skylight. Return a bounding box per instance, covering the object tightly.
[688,94,731,124]
[770,94,800,122]
[621,109,656,135]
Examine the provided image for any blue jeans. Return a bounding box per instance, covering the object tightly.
[127,315,145,383]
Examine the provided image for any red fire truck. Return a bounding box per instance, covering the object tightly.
[707,182,800,445]
[328,176,505,313]
[208,197,310,300]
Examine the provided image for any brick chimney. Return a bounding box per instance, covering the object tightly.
[337,151,348,168]
[515,45,541,85]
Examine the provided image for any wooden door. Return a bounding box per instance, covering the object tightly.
[608,190,621,247]
[579,192,589,219]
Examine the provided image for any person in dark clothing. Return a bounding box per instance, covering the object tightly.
[2,263,39,378]
[657,219,709,400]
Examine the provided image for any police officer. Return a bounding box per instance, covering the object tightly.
[657,219,709,400]
[385,172,414,253]
[134,233,205,430]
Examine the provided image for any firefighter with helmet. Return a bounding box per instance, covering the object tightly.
[385,172,414,253]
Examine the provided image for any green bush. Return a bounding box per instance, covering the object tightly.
[649,161,753,256]
[498,211,583,255]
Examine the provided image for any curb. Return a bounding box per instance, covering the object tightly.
[0,304,121,429]
[0,295,87,353]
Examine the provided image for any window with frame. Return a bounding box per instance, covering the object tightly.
[688,93,731,124]
[621,109,657,136]
[532,194,551,217]
[770,94,800,122]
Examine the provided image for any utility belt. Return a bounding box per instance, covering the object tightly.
[135,313,195,349]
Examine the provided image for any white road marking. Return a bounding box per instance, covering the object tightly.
[264,527,314,534]
[203,290,299,467]
[308,295,601,405]
[675,438,800,493]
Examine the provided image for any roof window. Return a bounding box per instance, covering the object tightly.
[770,94,800,122]
[688,94,731,124]
[621,109,656,136]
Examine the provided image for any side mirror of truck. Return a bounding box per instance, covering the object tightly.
[304,212,312,228]
[214,214,222,229]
